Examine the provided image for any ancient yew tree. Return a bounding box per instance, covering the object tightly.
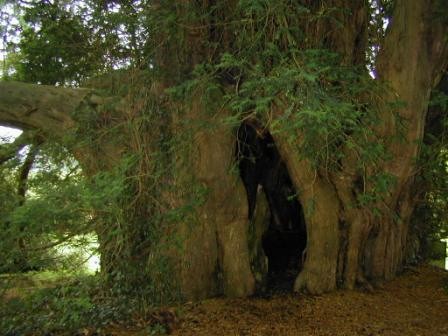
[0,0,447,300]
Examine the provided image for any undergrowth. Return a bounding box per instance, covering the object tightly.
[0,272,170,335]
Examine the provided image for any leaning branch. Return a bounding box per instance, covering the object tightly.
[0,81,92,136]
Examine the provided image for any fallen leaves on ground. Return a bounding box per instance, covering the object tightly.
[168,265,447,336]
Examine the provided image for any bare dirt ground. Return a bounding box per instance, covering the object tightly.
[166,265,447,336]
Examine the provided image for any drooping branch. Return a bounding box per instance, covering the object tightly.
[17,142,42,202]
[13,141,42,266]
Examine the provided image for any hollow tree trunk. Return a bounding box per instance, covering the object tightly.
[268,0,448,293]
[1,0,447,300]
[272,131,341,293]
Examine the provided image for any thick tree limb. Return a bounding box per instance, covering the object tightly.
[0,81,92,135]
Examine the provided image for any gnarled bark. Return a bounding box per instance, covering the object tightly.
[0,81,87,133]
[363,0,448,282]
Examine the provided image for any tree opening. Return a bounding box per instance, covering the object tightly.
[236,122,307,292]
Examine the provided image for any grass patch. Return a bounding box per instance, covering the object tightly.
[0,270,79,301]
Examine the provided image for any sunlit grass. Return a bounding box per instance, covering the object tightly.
[53,233,101,273]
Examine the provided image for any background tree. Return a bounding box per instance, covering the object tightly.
[0,130,96,273]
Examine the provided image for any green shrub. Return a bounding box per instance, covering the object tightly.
[0,273,143,335]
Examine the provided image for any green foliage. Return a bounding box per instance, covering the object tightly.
[71,70,204,303]
[411,86,448,259]
[0,86,190,300]
[0,273,155,335]
[0,141,94,273]
[0,161,18,216]
[166,0,391,209]
[18,2,99,84]
[225,51,381,168]
[2,1,97,84]
[2,0,152,83]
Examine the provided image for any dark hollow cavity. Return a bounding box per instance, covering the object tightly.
[236,122,307,292]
